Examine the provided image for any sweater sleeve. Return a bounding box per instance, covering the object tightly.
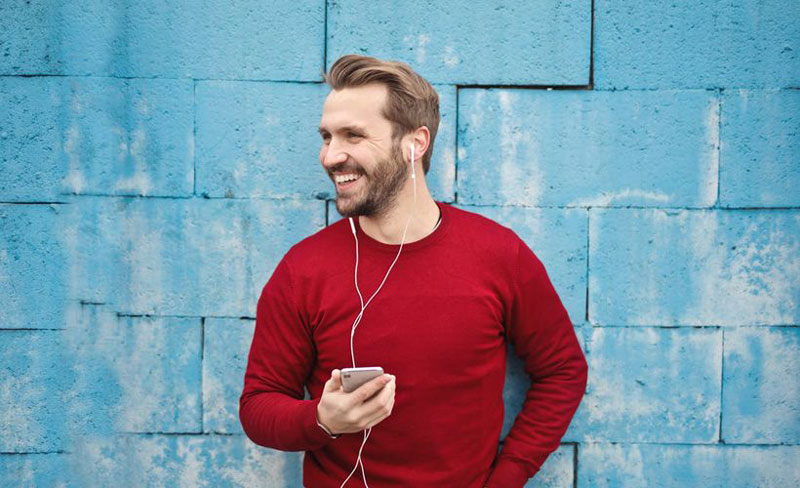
[485,238,589,487]
[239,256,335,451]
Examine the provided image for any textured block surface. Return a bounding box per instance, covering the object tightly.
[720,90,800,207]
[61,307,203,436]
[458,89,719,207]
[57,197,325,317]
[590,208,800,326]
[196,81,331,199]
[563,327,721,442]
[0,435,303,486]
[0,204,69,329]
[0,331,71,452]
[327,0,591,85]
[723,327,800,443]
[203,318,256,434]
[0,1,324,80]
[0,77,194,199]
[578,443,800,487]
[594,0,800,89]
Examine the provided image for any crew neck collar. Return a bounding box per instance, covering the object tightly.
[352,200,450,253]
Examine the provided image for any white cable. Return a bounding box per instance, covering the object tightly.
[340,144,417,488]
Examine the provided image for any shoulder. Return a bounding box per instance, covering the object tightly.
[281,216,352,273]
[446,203,522,244]
[444,203,524,261]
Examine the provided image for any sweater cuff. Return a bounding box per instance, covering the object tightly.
[301,397,338,449]
[485,457,534,488]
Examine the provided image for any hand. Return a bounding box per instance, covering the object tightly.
[317,369,396,435]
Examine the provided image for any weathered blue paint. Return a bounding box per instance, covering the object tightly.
[458,88,719,207]
[327,0,591,85]
[203,317,256,434]
[720,89,800,208]
[594,0,800,89]
[579,443,800,487]
[723,327,800,443]
[1,77,194,200]
[1,0,798,485]
[0,1,324,80]
[589,208,800,326]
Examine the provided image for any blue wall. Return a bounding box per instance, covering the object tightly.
[1,0,798,486]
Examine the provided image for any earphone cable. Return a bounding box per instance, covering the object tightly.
[341,144,417,488]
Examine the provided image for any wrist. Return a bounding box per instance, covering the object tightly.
[316,404,340,439]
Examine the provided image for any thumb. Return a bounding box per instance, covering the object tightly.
[325,369,342,392]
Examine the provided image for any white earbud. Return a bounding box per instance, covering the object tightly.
[410,143,415,179]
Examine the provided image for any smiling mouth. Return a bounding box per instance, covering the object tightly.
[334,174,363,191]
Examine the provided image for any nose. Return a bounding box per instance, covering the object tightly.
[320,138,348,170]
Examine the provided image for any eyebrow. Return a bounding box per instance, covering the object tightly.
[318,125,368,135]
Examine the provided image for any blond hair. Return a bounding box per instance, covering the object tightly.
[323,54,440,175]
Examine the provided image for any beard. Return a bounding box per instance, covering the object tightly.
[333,141,409,218]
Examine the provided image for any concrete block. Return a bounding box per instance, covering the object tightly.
[0,453,70,487]
[723,326,800,443]
[196,81,330,199]
[589,208,800,326]
[0,434,304,487]
[0,77,194,199]
[61,308,202,435]
[327,0,591,85]
[594,0,800,89]
[57,196,325,317]
[203,318,256,434]
[0,78,64,201]
[578,443,800,487]
[457,89,719,207]
[720,89,800,207]
[0,204,70,329]
[564,327,721,443]
[0,330,71,452]
[0,1,324,80]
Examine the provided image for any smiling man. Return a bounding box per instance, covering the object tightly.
[239,54,588,488]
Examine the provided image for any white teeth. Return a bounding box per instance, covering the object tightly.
[335,174,360,183]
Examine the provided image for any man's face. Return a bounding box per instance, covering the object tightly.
[318,84,409,218]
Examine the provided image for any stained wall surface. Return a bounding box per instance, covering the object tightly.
[1,1,798,486]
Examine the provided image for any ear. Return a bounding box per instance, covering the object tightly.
[408,126,431,165]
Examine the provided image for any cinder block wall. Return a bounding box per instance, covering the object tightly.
[1,1,798,486]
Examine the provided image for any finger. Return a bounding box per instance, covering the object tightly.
[349,374,391,406]
[324,369,342,392]
[357,377,395,418]
[363,394,394,429]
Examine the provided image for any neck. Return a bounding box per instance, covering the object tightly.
[357,177,440,245]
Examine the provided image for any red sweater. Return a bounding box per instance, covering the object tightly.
[239,201,588,487]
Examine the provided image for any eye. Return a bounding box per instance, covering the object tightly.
[348,131,362,139]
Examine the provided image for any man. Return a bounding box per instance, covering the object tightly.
[239,54,588,487]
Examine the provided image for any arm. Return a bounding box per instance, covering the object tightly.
[485,239,589,487]
[238,256,335,451]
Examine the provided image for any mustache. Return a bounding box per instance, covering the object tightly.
[329,166,365,176]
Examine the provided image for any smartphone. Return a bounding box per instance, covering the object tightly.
[341,367,385,393]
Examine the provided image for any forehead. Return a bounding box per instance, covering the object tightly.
[319,84,391,132]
